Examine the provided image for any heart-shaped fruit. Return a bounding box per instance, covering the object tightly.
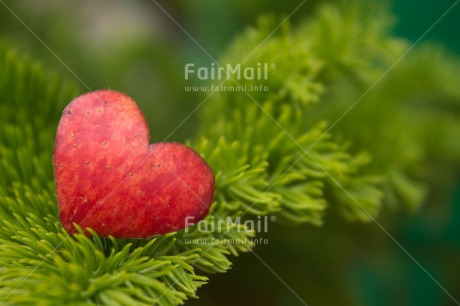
[53,90,215,238]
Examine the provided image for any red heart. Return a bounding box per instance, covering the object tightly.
[53,90,214,238]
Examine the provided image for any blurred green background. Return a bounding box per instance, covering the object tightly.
[0,0,459,305]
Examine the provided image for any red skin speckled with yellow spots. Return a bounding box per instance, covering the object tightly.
[53,90,215,238]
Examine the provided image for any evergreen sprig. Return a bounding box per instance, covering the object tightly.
[1,1,460,305]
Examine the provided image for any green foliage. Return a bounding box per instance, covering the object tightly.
[1,1,460,305]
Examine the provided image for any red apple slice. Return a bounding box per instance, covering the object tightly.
[53,90,214,238]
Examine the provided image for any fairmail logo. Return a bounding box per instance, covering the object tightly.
[184,62,275,81]
[184,215,275,234]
